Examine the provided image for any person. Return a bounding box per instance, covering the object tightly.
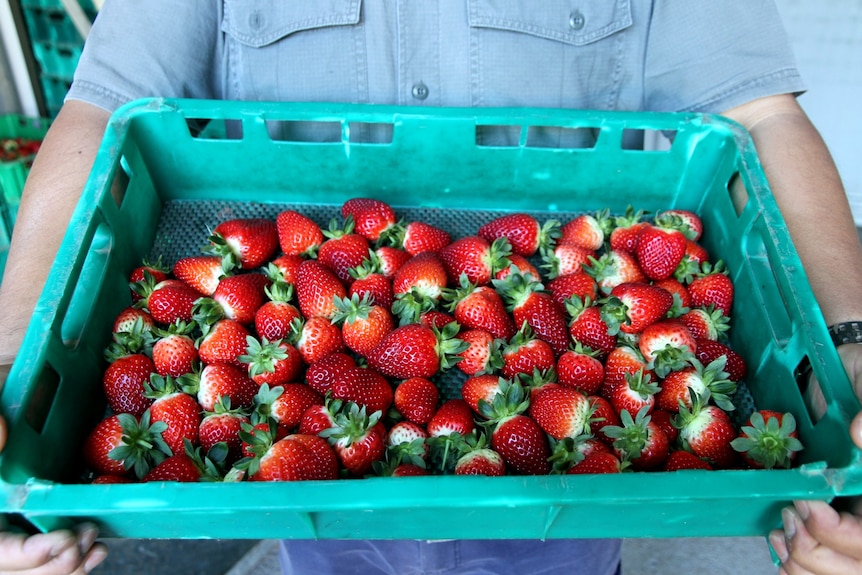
[0,1,861,574]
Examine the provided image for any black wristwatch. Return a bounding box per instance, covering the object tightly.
[828,321,862,347]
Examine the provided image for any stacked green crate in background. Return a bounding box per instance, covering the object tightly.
[19,0,96,117]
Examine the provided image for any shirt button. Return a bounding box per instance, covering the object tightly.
[411,82,429,101]
[569,10,585,31]
[249,10,265,30]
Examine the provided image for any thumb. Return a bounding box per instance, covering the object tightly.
[852,409,862,451]
[0,414,6,453]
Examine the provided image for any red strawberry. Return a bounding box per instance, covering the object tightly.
[341,197,397,242]
[602,344,652,389]
[320,404,388,476]
[329,366,394,414]
[603,407,669,471]
[172,255,227,296]
[479,381,550,475]
[635,223,688,281]
[291,315,345,365]
[456,329,503,376]
[673,240,711,284]
[567,451,625,474]
[546,271,598,309]
[194,273,268,326]
[419,310,457,330]
[656,356,736,413]
[152,321,198,377]
[197,319,251,366]
[542,243,594,279]
[658,209,703,241]
[638,319,697,378]
[454,432,506,476]
[461,374,508,416]
[558,211,608,252]
[663,449,714,471]
[653,277,692,310]
[143,447,215,483]
[348,259,395,311]
[528,385,593,440]
[239,336,304,387]
[82,412,171,479]
[478,213,559,257]
[731,410,803,469]
[182,362,259,412]
[499,325,556,380]
[495,254,542,282]
[608,206,648,254]
[366,322,467,380]
[679,307,729,341]
[103,352,156,417]
[268,255,304,286]
[294,259,347,320]
[255,383,324,433]
[317,217,371,284]
[565,297,616,356]
[602,282,674,335]
[584,249,646,295]
[254,281,303,342]
[298,396,343,437]
[206,218,279,270]
[556,346,604,395]
[381,220,452,256]
[587,395,622,444]
[244,427,339,481]
[426,399,476,438]
[373,246,412,278]
[687,261,734,314]
[439,236,512,286]
[304,352,357,395]
[198,397,250,465]
[650,408,678,445]
[393,377,439,426]
[129,258,170,302]
[604,370,660,418]
[142,280,201,326]
[673,393,739,468]
[493,269,570,357]
[391,252,449,324]
[694,338,747,382]
[275,209,324,257]
[144,374,201,455]
[443,276,515,341]
[332,294,395,357]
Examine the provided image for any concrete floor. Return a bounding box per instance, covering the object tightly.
[89,536,779,575]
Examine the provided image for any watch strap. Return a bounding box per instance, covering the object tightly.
[828,321,862,347]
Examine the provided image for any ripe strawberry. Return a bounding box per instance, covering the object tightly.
[454,432,506,476]
[102,352,156,416]
[478,213,559,257]
[479,380,550,475]
[556,346,604,395]
[456,329,503,376]
[239,336,304,387]
[601,282,674,335]
[694,338,747,382]
[294,259,347,320]
[151,321,198,377]
[541,243,594,279]
[673,240,711,284]
[461,374,508,416]
[341,197,397,242]
[587,395,622,444]
[565,297,616,356]
[393,377,439,426]
[381,220,452,256]
[658,209,703,241]
[546,271,598,309]
[129,258,170,302]
[290,315,345,365]
[304,352,357,395]
[528,385,593,440]
[608,206,648,254]
[332,294,395,357]
[194,273,268,326]
[197,318,251,366]
[366,322,467,379]
[653,277,692,310]
[493,269,570,357]
[181,362,259,412]
[567,451,624,474]
[244,426,339,481]
[348,259,395,310]
[426,399,476,438]
[584,249,646,295]
[687,261,734,314]
[142,280,201,326]
[267,255,304,286]
[443,277,515,341]
[144,374,201,456]
[495,254,541,282]
[318,217,372,284]
[275,209,325,257]
[638,319,697,378]
[255,383,324,433]
[650,408,678,445]
[143,445,218,483]
[439,235,512,286]
[499,325,556,380]
[374,246,412,279]
[547,435,612,473]
[319,403,388,476]
[419,310,457,330]
[172,255,227,296]
[604,370,660,418]
[656,356,736,413]
[663,449,713,471]
[731,410,803,469]
[82,412,171,479]
[673,393,739,468]
[558,211,609,252]
[635,223,688,281]
[254,281,303,342]
[199,397,250,465]
[329,366,394,414]
[206,217,279,270]
[679,306,729,341]
[391,252,449,324]
[298,397,342,436]
[602,344,652,389]
[603,407,669,471]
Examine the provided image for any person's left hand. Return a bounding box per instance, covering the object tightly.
[769,343,862,574]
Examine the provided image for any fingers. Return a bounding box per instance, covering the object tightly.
[851,410,862,451]
[0,524,106,575]
[770,502,862,575]
[0,414,6,453]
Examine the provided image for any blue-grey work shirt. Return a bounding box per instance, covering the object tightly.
[66,2,802,574]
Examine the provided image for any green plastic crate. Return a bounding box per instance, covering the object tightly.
[31,41,83,80]
[1,98,860,540]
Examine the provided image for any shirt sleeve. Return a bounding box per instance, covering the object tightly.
[643,0,807,113]
[65,0,219,112]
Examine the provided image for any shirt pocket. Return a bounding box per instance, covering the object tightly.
[221,0,365,110]
[467,0,633,112]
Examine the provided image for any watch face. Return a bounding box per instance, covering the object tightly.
[830,321,862,346]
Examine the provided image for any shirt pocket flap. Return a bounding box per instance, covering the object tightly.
[468,0,632,46]
[222,0,362,48]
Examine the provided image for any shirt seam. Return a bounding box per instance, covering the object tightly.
[65,79,136,111]
[683,67,805,112]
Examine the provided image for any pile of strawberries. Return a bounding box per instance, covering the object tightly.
[81,198,804,483]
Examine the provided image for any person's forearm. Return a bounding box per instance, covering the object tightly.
[0,101,111,366]
[724,95,862,326]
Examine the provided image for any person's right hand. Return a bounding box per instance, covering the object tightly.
[0,415,108,574]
